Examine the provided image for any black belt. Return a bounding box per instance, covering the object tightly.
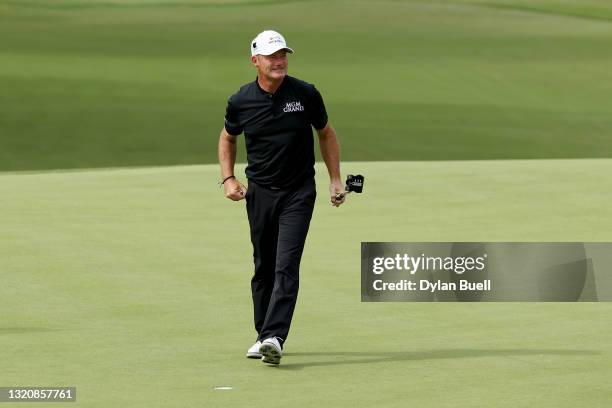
[250,176,313,191]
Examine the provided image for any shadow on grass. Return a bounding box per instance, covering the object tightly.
[274,349,601,370]
[0,327,61,335]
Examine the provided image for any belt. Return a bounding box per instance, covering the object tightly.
[250,177,313,191]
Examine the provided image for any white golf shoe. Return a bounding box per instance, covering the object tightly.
[246,341,262,359]
[259,337,282,365]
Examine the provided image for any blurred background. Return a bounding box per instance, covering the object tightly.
[2,0,612,171]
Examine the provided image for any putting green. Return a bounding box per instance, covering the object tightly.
[1,160,611,407]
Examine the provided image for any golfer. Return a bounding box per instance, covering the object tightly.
[218,30,344,365]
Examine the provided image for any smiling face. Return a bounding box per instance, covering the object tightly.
[252,49,288,82]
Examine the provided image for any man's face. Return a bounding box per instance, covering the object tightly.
[252,50,288,81]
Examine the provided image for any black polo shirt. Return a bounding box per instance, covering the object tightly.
[224,75,328,188]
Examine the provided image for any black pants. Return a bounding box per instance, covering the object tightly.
[245,177,316,346]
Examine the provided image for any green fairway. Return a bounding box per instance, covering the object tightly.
[2,0,612,405]
[1,160,611,407]
[2,0,612,171]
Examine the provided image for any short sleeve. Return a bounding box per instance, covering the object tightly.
[224,96,243,136]
[309,86,328,130]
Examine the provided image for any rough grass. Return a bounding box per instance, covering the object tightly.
[2,0,612,171]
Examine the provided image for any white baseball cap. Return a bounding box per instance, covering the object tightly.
[250,30,294,57]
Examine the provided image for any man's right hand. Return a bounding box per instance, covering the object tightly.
[223,178,247,201]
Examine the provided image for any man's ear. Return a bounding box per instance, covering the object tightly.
[251,55,258,66]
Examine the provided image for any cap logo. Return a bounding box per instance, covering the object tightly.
[252,42,257,48]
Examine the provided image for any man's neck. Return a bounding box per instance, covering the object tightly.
[257,75,284,94]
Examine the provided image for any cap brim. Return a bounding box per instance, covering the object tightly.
[258,46,294,56]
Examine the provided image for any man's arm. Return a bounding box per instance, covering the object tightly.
[316,123,345,207]
[218,127,247,201]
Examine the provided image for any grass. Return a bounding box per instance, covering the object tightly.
[1,160,611,407]
[2,1,611,405]
[2,0,612,171]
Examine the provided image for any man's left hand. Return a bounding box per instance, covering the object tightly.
[329,179,345,207]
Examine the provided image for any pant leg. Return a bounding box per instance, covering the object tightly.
[245,183,279,336]
[259,178,316,343]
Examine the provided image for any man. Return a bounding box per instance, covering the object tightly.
[218,30,344,365]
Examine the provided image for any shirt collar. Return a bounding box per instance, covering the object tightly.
[254,76,286,96]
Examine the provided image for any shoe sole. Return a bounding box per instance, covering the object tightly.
[259,343,282,365]
[246,352,262,359]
